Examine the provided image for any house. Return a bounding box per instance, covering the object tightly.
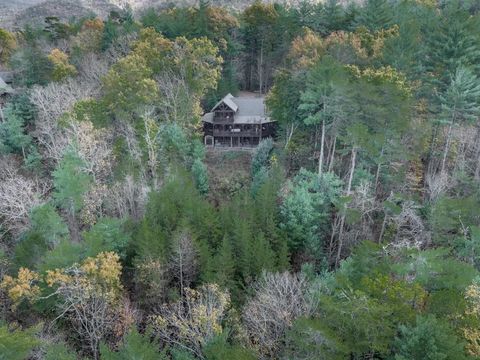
[202,93,275,147]
[0,71,14,85]
[0,75,12,96]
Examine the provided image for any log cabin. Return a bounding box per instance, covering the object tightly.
[202,93,275,147]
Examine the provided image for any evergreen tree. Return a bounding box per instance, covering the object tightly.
[192,158,209,195]
[425,4,480,90]
[0,104,31,156]
[53,148,92,216]
[101,328,165,360]
[213,235,236,290]
[29,203,69,247]
[0,324,39,360]
[393,315,467,360]
[44,343,77,360]
[437,66,480,173]
[355,0,393,31]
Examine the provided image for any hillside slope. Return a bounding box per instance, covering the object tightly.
[0,0,322,30]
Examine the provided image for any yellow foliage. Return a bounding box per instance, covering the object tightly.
[288,28,325,70]
[72,18,104,53]
[102,53,158,114]
[0,28,17,65]
[48,49,77,81]
[1,268,40,309]
[46,252,123,302]
[83,18,104,32]
[462,284,480,356]
[324,25,398,61]
[133,28,173,71]
[151,284,230,353]
[347,64,412,97]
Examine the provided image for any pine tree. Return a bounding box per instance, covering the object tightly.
[393,315,467,360]
[53,148,92,216]
[248,232,276,276]
[355,0,393,31]
[438,67,480,173]
[213,235,236,290]
[425,5,480,91]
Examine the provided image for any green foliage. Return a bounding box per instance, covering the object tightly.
[10,46,52,87]
[100,328,164,360]
[0,324,40,360]
[431,194,480,248]
[44,343,78,360]
[251,138,274,178]
[425,4,480,90]
[29,203,69,247]
[355,0,393,31]
[135,172,219,271]
[53,148,92,214]
[285,317,349,360]
[203,334,256,360]
[0,104,31,155]
[102,54,157,116]
[39,238,83,272]
[393,248,479,292]
[4,2,480,359]
[73,99,110,128]
[83,217,130,259]
[7,92,36,125]
[393,315,467,360]
[314,291,396,358]
[280,169,342,259]
[299,56,348,128]
[438,66,480,126]
[13,231,49,271]
[192,158,209,195]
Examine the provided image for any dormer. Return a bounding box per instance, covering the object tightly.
[212,93,238,122]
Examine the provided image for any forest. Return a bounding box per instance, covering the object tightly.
[1,0,480,358]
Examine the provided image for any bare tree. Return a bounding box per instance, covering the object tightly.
[392,200,429,249]
[0,157,48,237]
[169,229,198,297]
[44,253,125,359]
[425,171,451,202]
[66,119,114,183]
[242,271,312,358]
[76,53,110,85]
[105,174,149,220]
[30,79,99,163]
[151,284,230,359]
[156,72,194,123]
[142,110,161,189]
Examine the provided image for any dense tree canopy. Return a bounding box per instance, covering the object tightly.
[1,0,480,358]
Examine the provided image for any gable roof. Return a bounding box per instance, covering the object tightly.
[211,93,239,112]
[0,76,12,95]
[0,71,13,84]
[203,93,274,124]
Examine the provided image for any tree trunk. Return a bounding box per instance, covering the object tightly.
[328,135,336,172]
[335,147,357,267]
[285,122,296,149]
[318,118,325,177]
[374,146,384,193]
[426,123,439,177]
[475,143,480,180]
[441,123,453,174]
[378,213,387,243]
[346,147,356,195]
[258,39,264,94]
